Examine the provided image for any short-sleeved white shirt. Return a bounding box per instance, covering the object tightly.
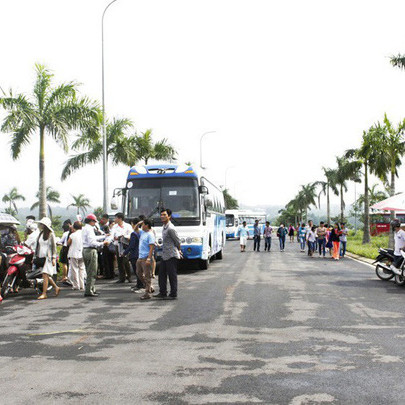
[394,229,405,256]
[68,230,83,259]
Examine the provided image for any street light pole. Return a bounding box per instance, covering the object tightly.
[199,131,216,169]
[101,0,118,213]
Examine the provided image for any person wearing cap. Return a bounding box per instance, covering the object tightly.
[24,219,40,251]
[35,217,60,300]
[390,220,405,275]
[82,214,109,297]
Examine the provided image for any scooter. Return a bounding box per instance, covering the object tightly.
[0,245,54,299]
[373,247,395,281]
[393,251,405,286]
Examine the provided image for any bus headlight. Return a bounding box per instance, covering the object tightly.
[186,237,192,244]
[191,237,203,243]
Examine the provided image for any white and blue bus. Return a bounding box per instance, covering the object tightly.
[225,209,241,239]
[237,210,266,238]
[111,164,226,270]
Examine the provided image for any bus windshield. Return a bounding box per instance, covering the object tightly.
[127,178,200,224]
[226,214,234,227]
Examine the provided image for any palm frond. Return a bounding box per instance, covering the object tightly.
[390,54,405,70]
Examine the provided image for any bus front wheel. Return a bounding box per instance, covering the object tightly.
[216,250,223,260]
[199,259,209,270]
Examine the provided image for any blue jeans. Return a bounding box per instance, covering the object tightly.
[279,236,285,250]
[318,238,326,256]
[340,241,347,256]
[300,237,306,250]
[265,237,271,251]
[253,235,261,251]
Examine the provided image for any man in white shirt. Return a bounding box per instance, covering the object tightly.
[106,212,133,283]
[24,219,40,251]
[82,214,108,297]
[391,220,405,275]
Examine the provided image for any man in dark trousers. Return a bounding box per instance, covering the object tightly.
[253,219,261,252]
[155,208,181,300]
[99,214,115,279]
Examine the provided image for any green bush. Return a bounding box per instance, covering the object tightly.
[346,230,389,260]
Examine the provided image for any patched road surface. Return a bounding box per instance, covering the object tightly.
[1,240,405,404]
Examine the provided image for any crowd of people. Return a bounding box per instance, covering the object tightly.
[237,219,349,259]
[0,208,182,301]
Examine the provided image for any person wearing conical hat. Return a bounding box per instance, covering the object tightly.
[35,217,60,300]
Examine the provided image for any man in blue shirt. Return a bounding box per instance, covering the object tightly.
[135,219,156,300]
[253,220,261,252]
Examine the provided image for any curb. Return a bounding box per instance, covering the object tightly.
[345,251,375,266]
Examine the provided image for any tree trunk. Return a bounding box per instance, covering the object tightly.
[362,162,371,244]
[39,127,47,219]
[340,184,344,223]
[327,185,330,225]
[388,165,396,249]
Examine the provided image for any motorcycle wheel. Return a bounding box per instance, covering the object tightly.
[394,274,405,286]
[1,274,16,299]
[375,263,394,281]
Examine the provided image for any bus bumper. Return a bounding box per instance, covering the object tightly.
[156,245,204,260]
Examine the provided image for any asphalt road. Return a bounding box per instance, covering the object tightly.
[1,239,405,404]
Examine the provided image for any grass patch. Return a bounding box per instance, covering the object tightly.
[346,230,388,260]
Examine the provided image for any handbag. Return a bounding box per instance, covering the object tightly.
[33,257,46,268]
[33,231,46,268]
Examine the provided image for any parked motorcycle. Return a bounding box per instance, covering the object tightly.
[0,245,54,299]
[374,247,395,281]
[393,251,405,286]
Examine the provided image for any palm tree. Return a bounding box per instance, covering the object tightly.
[30,187,61,219]
[134,129,176,165]
[372,115,405,247]
[345,128,384,243]
[61,118,136,180]
[299,183,317,221]
[335,156,362,223]
[0,64,101,218]
[390,54,405,70]
[315,168,339,226]
[68,194,91,217]
[2,187,25,215]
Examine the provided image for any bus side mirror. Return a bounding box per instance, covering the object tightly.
[110,188,123,210]
[110,196,119,211]
[199,186,208,194]
[205,199,213,209]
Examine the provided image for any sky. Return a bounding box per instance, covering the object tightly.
[1,0,405,212]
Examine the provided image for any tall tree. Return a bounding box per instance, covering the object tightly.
[30,187,61,219]
[335,156,362,223]
[61,118,136,180]
[315,168,338,226]
[345,128,383,243]
[134,129,176,165]
[373,115,405,248]
[0,64,100,218]
[2,187,25,216]
[299,183,317,221]
[222,188,238,209]
[68,194,91,217]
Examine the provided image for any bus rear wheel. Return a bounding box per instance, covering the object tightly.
[199,259,209,270]
[216,250,223,260]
